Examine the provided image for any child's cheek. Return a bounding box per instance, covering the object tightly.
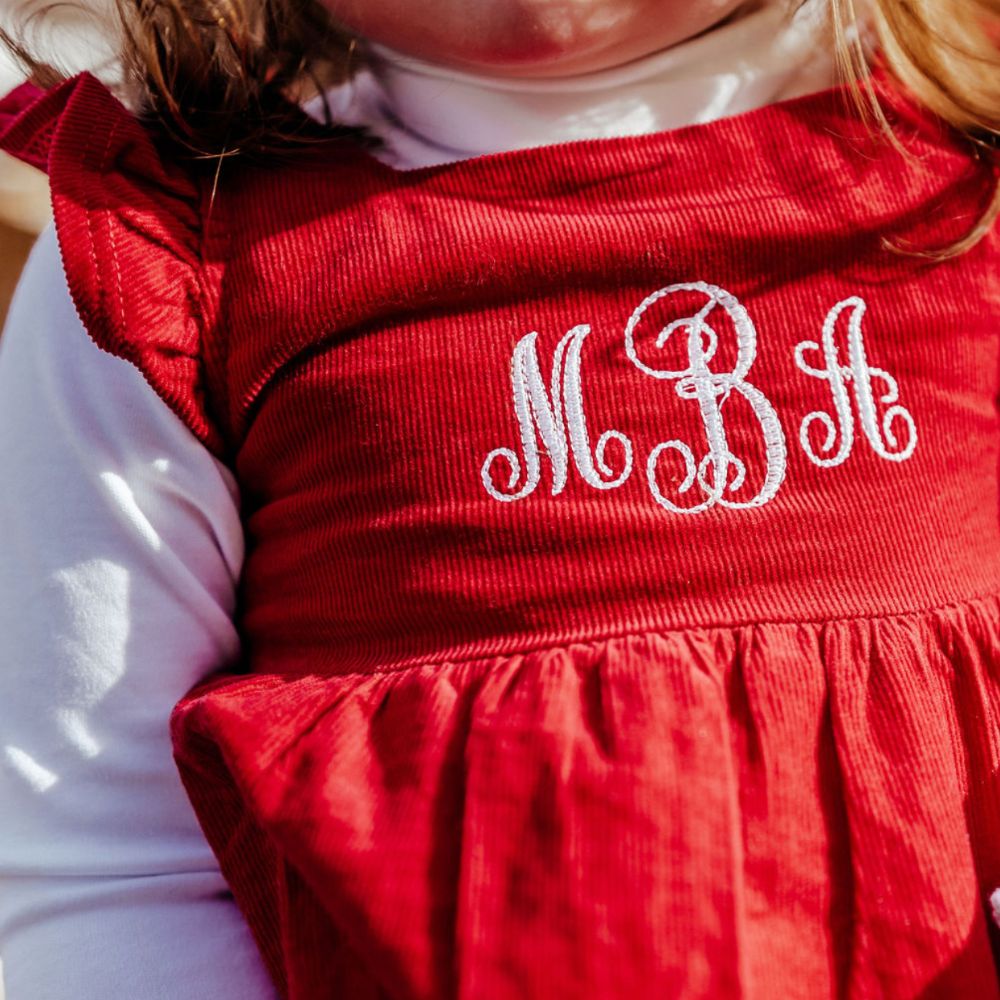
[318,0,754,75]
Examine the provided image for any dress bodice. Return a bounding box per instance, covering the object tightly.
[203,75,1000,673]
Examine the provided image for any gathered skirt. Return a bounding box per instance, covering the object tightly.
[172,590,1000,999]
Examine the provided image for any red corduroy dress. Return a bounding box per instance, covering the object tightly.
[3,64,1000,1000]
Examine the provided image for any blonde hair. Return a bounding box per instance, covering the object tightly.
[834,0,1000,256]
[4,0,1000,252]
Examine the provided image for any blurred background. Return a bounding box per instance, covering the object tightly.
[0,2,117,327]
[0,51,48,327]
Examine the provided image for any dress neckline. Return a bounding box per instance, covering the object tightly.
[305,59,962,214]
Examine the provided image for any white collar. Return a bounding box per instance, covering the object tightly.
[305,0,852,170]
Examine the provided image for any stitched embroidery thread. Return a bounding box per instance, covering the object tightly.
[480,326,633,503]
[481,285,917,511]
[625,283,787,514]
[795,296,917,467]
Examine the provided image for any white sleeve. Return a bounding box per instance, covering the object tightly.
[0,225,276,999]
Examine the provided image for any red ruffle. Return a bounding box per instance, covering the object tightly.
[0,74,224,455]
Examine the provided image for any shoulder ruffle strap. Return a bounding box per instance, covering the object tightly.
[0,74,226,457]
[0,80,52,170]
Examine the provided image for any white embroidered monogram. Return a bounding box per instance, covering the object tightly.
[624,283,787,514]
[480,326,634,503]
[481,285,917,512]
[795,296,918,467]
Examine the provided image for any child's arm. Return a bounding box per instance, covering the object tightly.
[0,224,275,999]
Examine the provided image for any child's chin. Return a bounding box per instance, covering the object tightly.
[327,0,750,79]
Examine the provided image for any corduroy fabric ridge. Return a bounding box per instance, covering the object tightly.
[3,68,1000,999]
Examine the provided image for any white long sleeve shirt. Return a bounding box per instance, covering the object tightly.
[0,3,839,996]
